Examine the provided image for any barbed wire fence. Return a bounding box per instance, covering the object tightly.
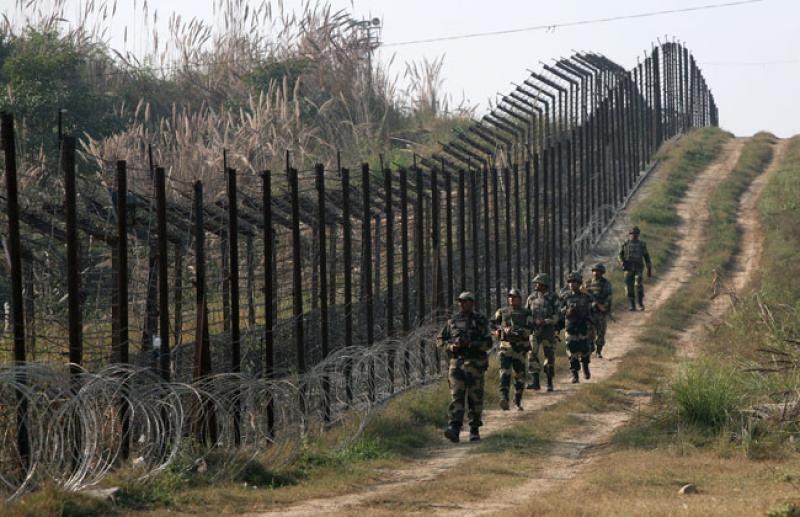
[0,40,717,499]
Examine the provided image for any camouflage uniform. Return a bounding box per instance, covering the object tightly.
[560,272,597,383]
[585,263,613,358]
[618,227,652,310]
[490,298,534,409]
[526,277,560,392]
[437,302,493,438]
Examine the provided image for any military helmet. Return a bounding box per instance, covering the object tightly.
[629,226,641,235]
[566,271,583,283]
[592,263,606,273]
[507,288,522,298]
[457,291,475,302]
[532,273,550,286]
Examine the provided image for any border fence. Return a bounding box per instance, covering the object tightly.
[0,41,717,499]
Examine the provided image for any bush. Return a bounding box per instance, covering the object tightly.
[767,503,800,517]
[672,360,746,429]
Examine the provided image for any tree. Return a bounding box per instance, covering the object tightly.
[0,28,122,161]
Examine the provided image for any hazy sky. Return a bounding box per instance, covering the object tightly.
[13,0,800,137]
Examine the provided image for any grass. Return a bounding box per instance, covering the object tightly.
[672,359,745,429]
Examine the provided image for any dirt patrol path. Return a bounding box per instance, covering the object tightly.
[252,138,749,516]
[680,137,788,358]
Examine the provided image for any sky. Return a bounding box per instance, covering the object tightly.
[11,0,800,137]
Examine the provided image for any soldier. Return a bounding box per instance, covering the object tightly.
[491,288,534,410]
[618,226,652,311]
[585,263,612,358]
[560,271,596,384]
[437,291,493,443]
[526,273,560,392]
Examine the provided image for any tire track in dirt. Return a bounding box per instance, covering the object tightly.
[454,137,785,516]
[680,138,788,358]
[251,138,746,517]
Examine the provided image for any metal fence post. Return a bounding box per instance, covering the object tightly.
[482,165,491,309]
[341,167,354,399]
[491,167,500,309]
[156,167,170,381]
[399,167,411,384]
[384,167,395,390]
[261,170,275,435]
[315,163,331,419]
[112,161,129,364]
[361,163,375,399]
[513,163,521,289]
[457,169,467,293]
[63,136,82,373]
[414,165,427,375]
[1,112,29,465]
[288,166,305,376]
[443,165,454,309]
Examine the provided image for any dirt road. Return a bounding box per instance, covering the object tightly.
[253,137,755,516]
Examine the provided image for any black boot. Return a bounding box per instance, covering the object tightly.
[628,297,636,311]
[546,372,554,392]
[596,345,603,359]
[500,396,510,411]
[582,360,591,380]
[444,425,460,443]
[469,427,481,442]
[531,372,541,391]
[514,391,524,411]
[638,294,645,311]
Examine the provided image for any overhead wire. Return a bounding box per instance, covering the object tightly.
[381,0,765,47]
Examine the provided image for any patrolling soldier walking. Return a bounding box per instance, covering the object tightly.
[437,291,493,443]
[618,226,652,311]
[491,288,534,410]
[585,263,613,358]
[560,272,597,383]
[526,273,560,392]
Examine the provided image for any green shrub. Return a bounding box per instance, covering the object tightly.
[672,360,746,429]
[767,503,800,517]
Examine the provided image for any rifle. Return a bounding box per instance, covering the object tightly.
[447,336,470,355]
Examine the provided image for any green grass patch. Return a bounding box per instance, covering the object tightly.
[672,359,747,429]
[5,485,114,517]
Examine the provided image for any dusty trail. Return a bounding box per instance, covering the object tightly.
[252,139,747,516]
[681,138,788,357]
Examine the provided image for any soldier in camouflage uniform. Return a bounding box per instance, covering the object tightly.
[560,271,597,384]
[526,273,561,392]
[618,226,652,311]
[437,291,493,443]
[491,288,534,410]
[585,263,613,358]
